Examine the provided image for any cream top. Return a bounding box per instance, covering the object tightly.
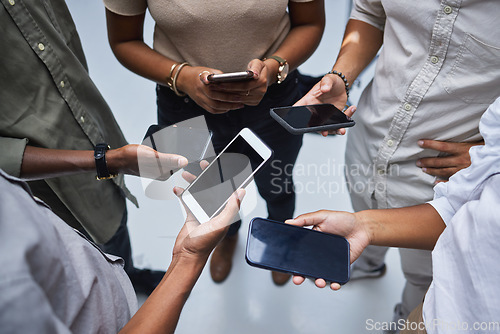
[103,0,313,72]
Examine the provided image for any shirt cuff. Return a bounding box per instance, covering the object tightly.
[427,196,455,226]
[0,137,28,178]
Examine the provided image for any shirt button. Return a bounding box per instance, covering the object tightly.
[184,98,189,103]
[8,0,15,5]
[444,6,453,14]
[60,81,65,88]
[404,103,412,111]
[430,56,439,64]
[38,43,45,51]
[80,116,85,123]
[387,139,394,147]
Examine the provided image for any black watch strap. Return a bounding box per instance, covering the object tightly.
[94,143,117,180]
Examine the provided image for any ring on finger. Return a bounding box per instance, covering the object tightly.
[199,70,212,78]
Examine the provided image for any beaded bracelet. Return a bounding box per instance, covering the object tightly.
[326,70,350,98]
[171,62,190,97]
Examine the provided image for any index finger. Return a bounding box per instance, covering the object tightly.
[285,210,330,228]
[418,139,457,154]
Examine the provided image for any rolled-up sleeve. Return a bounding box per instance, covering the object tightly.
[350,0,386,31]
[102,0,147,16]
[0,137,28,177]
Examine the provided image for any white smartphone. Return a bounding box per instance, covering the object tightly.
[181,128,272,223]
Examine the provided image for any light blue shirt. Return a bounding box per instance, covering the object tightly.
[0,170,138,333]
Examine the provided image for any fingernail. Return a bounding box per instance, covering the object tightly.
[237,189,246,201]
[418,140,424,146]
[284,219,293,224]
[422,167,427,172]
[416,160,422,167]
[178,157,188,167]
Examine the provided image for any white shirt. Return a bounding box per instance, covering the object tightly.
[425,97,500,334]
[345,0,500,210]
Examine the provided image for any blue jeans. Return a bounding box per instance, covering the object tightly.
[157,71,303,235]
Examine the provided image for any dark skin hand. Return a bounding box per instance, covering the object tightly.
[105,1,325,114]
[416,139,484,181]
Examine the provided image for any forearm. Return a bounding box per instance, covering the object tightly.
[20,146,130,181]
[332,19,384,86]
[271,1,325,71]
[119,255,207,334]
[356,203,446,250]
[106,10,175,86]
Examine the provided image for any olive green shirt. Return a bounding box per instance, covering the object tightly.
[0,0,137,243]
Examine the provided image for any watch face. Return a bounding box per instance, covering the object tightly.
[281,63,289,79]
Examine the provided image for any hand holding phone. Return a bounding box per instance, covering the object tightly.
[207,70,254,83]
[246,217,351,285]
[181,128,272,223]
[270,104,355,135]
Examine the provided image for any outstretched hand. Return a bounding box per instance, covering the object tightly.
[172,186,245,261]
[285,210,370,290]
[109,144,188,180]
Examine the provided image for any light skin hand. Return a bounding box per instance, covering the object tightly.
[285,210,370,291]
[416,139,484,181]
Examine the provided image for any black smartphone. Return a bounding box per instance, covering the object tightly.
[207,70,254,83]
[246,217,350,284]
[270,103,355,135]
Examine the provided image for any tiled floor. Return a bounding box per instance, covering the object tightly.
[67,1,404,333]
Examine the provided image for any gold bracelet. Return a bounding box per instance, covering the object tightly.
[172,62,190,97]
[166,62,179,89]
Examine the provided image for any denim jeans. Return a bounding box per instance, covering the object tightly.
[157,71,303,235]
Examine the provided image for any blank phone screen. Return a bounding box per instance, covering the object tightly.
[273,104,353,129]
[246,218,350,283]
[187,135,264,218]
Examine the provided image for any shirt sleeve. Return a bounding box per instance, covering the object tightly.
[0,137,28,177]
[0,276,72,334]
[102,0,147,16]
[350,0,386,31]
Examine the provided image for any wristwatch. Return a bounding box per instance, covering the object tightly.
[268,55,289,84]
[94,143,117,180]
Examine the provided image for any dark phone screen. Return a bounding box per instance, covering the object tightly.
[247,218,350,283]
[188,135,264,217]
[273,104,353,129]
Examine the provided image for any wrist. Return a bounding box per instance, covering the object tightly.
[263,58,279,85]
[354,210,374,245]
[172,252,209,273]
[105,146,132,176]
[326,70,350,98]
[171,62,190,96]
